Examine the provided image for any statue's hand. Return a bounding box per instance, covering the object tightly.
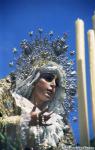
[40,111,53,122]
[29,106,53,126]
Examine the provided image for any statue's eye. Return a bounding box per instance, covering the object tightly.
[40,73,59,86]
[55,78,59,87]
[41,73,55,81]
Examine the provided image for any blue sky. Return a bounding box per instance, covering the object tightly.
[0,0,95,77]
[0,0,95,144]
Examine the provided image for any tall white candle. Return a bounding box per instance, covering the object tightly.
[87,30,95,135]
[75,18,90,146]
[92,11,95,32]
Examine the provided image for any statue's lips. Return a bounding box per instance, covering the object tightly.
[45,89,54,98]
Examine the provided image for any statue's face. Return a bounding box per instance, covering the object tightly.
[33,73,59,105]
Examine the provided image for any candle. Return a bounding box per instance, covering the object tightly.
[75,18,90,146]
[76,19,85,60]
[92,11,95,32]
[87,30,95,135]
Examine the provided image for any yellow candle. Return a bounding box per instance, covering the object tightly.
[87,29,95,135]
[75,18,90,146]
[92,11,95,32]
[76,19,85,60]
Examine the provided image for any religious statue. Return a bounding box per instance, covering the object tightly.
[0,29,76,150]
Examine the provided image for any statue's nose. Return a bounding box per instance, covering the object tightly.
[50,79,56,87]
